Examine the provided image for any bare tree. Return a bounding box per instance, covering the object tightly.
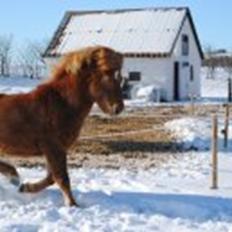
[203,45,217,79]
[222,53,232,79]
[17,39,48,79]
[0,34,13,77]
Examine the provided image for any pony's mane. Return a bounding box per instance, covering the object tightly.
[51,48,92,81]
[50,46,123,82]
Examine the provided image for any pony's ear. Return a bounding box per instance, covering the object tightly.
[64,47,123,76]
[83,55,97,71]
[91,47,123,73]
[67,51,97,75]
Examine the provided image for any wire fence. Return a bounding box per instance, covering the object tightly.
[80,103,232,188]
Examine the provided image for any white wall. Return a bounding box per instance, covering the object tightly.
[122,57,173,101]
[172,16,202,100]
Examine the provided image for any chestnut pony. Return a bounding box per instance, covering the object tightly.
[0,46,124,206]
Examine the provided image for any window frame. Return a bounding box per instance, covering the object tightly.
[182,34,189,56]
[190,65,194,81]
[129,71,141,81]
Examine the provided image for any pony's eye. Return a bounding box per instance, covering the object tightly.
[114,70,122,82]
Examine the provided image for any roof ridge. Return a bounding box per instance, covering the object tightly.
[66,6,189,16]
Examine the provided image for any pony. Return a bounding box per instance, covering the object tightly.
[0,46,124,206]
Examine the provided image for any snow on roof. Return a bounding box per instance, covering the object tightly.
[45,7,192,57]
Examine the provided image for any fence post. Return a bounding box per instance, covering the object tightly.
[190,94,195,116]
[222,104,229,148]
[228,78,232,102]
[211,114,218,189]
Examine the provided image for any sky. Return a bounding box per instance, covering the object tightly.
[0,0,231,51]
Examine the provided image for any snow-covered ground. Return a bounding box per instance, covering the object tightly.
[1,148,232,231]
[0,76,41,94]
[201,68,229,101]
[0,72,232,231]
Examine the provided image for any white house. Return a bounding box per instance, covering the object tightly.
[43,7,203,101]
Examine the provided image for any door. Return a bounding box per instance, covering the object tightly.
[173,62,179,101]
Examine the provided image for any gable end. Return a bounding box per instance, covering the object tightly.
[170,8,203,60]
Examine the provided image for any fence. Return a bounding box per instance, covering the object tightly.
[79,103,231,189]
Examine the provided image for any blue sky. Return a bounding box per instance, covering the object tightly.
[0,0,231,50]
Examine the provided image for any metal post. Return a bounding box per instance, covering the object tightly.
[211,114,218,189]
[223,104,229,148]
[228,78,232,102]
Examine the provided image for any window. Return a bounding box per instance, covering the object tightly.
[182,61,189,67]
[129,72,141,81]
[190,65,194,81]
[182,34,189,56]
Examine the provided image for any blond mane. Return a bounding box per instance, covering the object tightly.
[51,46,123,81]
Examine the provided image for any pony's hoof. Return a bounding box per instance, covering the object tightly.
[18,184,26,192]
[66,199,80,207]
[70,202,80,208]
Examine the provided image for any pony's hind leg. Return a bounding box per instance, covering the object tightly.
[0,160,20,186]
[19,172,54,193]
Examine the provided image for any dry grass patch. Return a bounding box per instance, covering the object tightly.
[3,104,224,169]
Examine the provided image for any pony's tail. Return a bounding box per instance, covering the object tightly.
[0,160,20,186]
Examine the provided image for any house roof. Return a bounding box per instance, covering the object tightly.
[44,7,203,59]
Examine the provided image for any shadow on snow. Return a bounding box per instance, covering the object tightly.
[35,189,232,222]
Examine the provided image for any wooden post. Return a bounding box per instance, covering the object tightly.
[222,104,229,148]
[228,78,232,102]
[190,94,195,116]
[211,114,218,189]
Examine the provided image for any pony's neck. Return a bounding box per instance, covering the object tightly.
[51,72,94,113]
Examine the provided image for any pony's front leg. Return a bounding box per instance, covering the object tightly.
[19,172,54,193]
[42,142,77,207]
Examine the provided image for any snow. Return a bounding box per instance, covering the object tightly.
[0,72,232,231]
[201,68,229,101]
[0,76,40,94]
[135,84,161,102]
[1,151,232,231]
[165,117,218,150]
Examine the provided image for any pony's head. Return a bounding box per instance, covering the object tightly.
[56,46,124,115]
[88,46,124,115]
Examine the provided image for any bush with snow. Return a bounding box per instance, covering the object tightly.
[165,117,211,150]
[134,84,161,102]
